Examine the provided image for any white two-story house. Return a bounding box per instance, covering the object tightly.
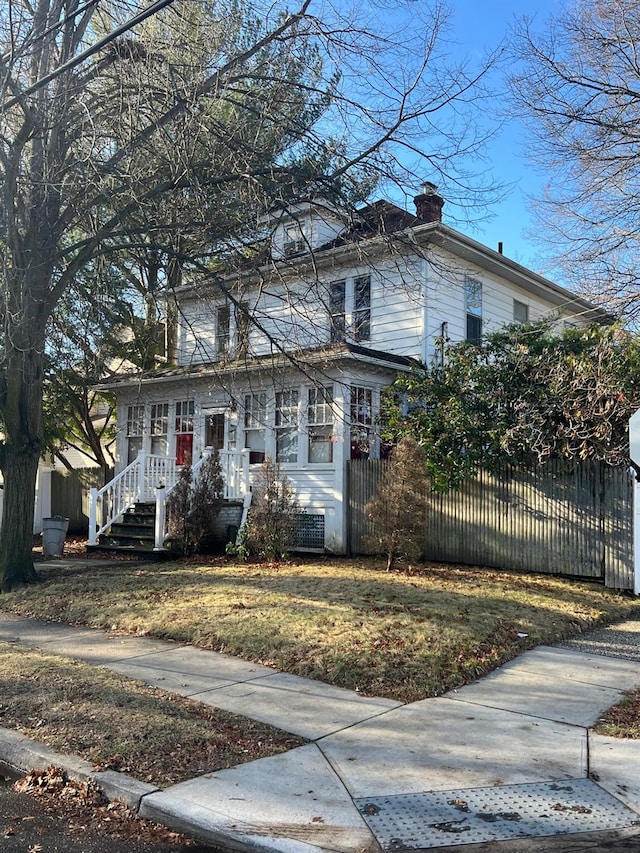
[89,184,608,554]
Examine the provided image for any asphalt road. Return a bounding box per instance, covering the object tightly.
[3,764,640,853]
[0,764,221,853]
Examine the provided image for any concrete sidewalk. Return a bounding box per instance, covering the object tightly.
[1,608,640,852]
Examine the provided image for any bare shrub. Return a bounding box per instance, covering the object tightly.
[244,458,301,561]
[167,451,224,555]
[365,436,429,571]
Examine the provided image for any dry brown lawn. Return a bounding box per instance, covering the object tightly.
[0,641,303,787]
[2,555,640,783]
[4,556,638,704]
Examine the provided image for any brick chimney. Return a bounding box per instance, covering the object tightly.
[414,182,444,222]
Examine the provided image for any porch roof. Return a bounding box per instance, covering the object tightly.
[97,343,419,391]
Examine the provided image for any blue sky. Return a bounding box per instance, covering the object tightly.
[443,0,558,271]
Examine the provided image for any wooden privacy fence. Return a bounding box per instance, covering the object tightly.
[51,468,105,533]
[348,459,635,590]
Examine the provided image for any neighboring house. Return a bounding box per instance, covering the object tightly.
[0,459,52,536]
[89,184,609,554]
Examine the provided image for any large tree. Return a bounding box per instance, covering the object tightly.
[383,322,640,491]
[0,0,499,590]
[510,0,640,318]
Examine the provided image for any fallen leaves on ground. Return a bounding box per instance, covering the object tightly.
[13,766,195,845]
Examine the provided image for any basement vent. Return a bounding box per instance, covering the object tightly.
[295,513,325,550]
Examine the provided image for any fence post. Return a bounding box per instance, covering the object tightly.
[88,487,98,546]
[629,410,640,595]
[137,451,147,501]
[241,448,250,496]
[154,486,166,551]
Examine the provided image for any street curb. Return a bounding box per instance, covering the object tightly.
[0,727,159,810]
[0,726,361,853]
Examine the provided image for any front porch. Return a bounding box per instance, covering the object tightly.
[88,450,251,554]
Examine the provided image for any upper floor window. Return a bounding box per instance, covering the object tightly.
[216,304,230,355]
[465,278,482,344]
[284,223,306,257]
[175,400,195,465]
[308,385,334,463]
[236,302,250,358]
[513,300,529,324]
[329,281,346,342]
[244,392,266,463]
[354,275,371,342]
[150,322,167,361]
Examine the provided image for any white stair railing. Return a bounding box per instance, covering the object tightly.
[154,448,251,550]
[88,453,178,547]
[89,449,252,550]
[219,449,250,499]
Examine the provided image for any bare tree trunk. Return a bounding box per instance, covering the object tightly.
[0,446,40,591]
[0,292,46,591]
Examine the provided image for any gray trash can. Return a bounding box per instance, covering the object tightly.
[42,517,69,558]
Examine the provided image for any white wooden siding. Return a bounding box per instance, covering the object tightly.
[424,246,590,363]
[178,306,217,364]
[176,243,592,370]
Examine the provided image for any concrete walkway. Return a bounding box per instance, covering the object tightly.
[1,607,640,852]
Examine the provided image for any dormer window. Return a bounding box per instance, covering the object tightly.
[284,223,306,257]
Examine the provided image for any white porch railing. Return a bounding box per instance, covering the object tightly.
[88,452,178,547]
[88,449,250,550]
[153,449,250,550]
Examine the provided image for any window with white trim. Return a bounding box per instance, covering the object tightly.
[150,403,169,456]
[175,400,194,465]
[354,275,371,341]
[275,389,299,463]
[205,413,225,450]
[244,393,266,463]
[329,281,346,342]
[350,386,373,459]
[284,223,306,256]
[216,304,230,355]
[236,302,250,358]
[513,299,529,324]
[308,385,334,463]
[126,404,144,464]
[465,278,482,344]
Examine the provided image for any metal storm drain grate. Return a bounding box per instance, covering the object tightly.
[355,779,640,851]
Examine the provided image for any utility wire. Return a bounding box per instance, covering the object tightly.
[1,0,178,113]
[1,0,100,65]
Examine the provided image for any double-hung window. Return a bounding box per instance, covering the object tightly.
[236,302,250,358]
[465,278,482,344]
[354,275,371,342]
[308,385,334,463]
[284,223,305,256]
[216,304,230,355]
[244,393,266,463]
[126,405,145,464]
[150,403,169,456]
[329,281,346,342]
[175,400,194,465]
[350,387,373,459]
[513,299,529,324]
[275,389,299,463]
